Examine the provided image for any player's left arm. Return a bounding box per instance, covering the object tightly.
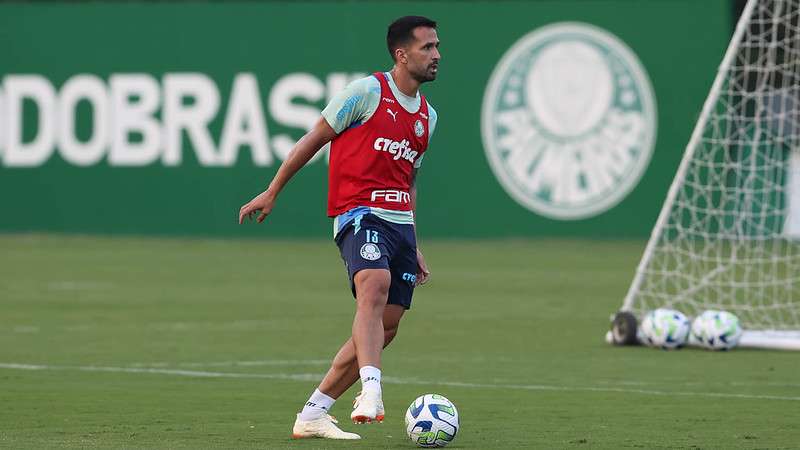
[411,167,431,287]
[412,101,437,287]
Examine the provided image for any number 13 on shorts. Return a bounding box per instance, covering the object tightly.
[366,230,379,243]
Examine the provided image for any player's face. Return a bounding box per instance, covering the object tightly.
[406,27,440,83]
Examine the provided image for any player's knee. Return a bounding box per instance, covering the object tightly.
[357,293,387,311]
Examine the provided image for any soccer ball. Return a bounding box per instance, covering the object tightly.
[691,310,742,350]
[404,394,459,448]
[639,308,690,349]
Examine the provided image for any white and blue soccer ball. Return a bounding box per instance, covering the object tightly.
[405,394,459,448]
[691,310,742,350]
[639,308,691,349]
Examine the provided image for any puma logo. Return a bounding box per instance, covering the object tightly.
[386,108,398,122]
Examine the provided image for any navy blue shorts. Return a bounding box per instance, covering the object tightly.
[334,213,417,310]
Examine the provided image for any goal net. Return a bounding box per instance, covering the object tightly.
[620,0,800,350]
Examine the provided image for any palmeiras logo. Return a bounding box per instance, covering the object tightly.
[481,22,657,220]
[414,119,425,138]
[360,243,381,261]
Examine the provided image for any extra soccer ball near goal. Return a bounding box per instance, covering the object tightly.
[612,0,800,351]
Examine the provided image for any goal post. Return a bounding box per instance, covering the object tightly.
[616,0,800,350]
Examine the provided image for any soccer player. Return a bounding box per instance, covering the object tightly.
[238,16,440,440]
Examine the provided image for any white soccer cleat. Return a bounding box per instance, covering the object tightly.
[351,390,384,424]
[291,413,361,440]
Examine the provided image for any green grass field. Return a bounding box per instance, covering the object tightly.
[1,234,798,449]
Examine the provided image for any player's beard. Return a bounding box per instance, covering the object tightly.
[412,63,438,83]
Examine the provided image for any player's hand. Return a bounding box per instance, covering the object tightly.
[415,248,431,287]
[238,190,276,224]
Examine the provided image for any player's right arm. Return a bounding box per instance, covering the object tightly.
[238,117,336,224]
[238,75,379,225]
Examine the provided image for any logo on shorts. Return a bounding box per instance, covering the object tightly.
[414,119,425,137]
[481,22,657,220]
[360,243,381,261]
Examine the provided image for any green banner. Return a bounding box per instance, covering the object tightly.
[0,1,730,237]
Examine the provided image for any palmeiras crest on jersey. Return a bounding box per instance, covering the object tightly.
[481,22,657,220]
[414,119,425,138]
[360,243,381,261]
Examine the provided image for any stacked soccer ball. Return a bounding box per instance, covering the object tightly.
[689,310,743,350]
[638,308,742,350]
[639,308,691,349]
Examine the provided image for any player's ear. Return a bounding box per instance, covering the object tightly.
[395,47,408,64]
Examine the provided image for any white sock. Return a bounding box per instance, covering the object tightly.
[298,389,336,421]
[359,365,382,394]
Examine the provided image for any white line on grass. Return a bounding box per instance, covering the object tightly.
[0,363,324,382]
[1,362,798,402]
[46,281,115,291]
[127,359,331,368]
[10,326,40,333]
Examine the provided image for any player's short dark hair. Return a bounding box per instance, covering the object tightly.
[387,16,437,61]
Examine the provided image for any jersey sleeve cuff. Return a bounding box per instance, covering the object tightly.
[321,111,342,134]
